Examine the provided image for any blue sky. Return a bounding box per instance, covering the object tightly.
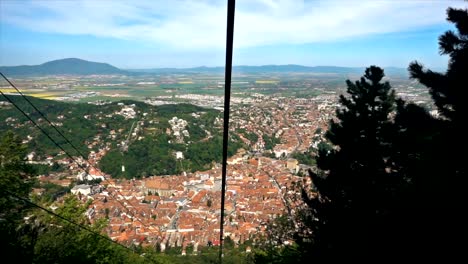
[0,0,465,68]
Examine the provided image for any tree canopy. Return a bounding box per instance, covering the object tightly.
[282,7,468,262]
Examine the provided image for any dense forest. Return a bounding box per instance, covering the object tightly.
[0,95,103,157]
[100,134,243,178]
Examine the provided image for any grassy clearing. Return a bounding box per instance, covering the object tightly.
[76,95,135,103]
[255,80,280,84]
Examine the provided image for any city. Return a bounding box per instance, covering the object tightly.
[1,0,464,263]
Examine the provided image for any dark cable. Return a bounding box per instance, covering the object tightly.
[0,72,90,165]
[0,90,89,172]
[219,0,236,262]
[0,89,151,231]
[0,73,154,230]
[2,189,135,253]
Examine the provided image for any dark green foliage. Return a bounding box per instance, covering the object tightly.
[156,103,207,115]
[244,132,258,144]
[253,215,301,264]
[291,151,316,166]
[262,134,280,150]
[30,162,64,176]
[409,8,468,126]
[19,196,148,264]
[237,128,259,145]
[0,95,111,158]
[395,7,468,258]
[282,8,468,262]
[100,134,179,178]
[100,132,243,179]
[0,131,34,213]
[253,244,300,264]
[224,236,235,249]
[299,66,401,261]
[0,132,36,263]
[147,245,254,264]
[32,181,70,203]
[185,135,243,173]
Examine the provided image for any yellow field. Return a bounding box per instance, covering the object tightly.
[0,88,20,93]
[255,80,279,84]
[1,87,60,100]
[29,93,58,99]
[178,81,194,84]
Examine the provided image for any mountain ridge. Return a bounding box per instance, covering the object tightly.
[1,58,410,76]
[128,64,408,75]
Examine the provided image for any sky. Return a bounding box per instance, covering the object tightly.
[0,0,466,69]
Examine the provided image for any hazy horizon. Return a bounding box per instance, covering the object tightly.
[0,57,423,70]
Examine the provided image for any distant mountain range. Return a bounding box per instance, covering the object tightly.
[0,58,126,76]
[129,65,409,75]
[0,58,409,76]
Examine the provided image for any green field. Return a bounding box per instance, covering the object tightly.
[3,72,409,103]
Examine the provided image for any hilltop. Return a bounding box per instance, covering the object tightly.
[0,58,126,76]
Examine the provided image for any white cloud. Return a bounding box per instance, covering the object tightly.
[1,0,465,50]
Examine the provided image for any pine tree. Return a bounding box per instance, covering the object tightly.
[409,8,468,126]
[293,7,468,263]
[408,8,467,178]
[300,66,402,260]
[396,7,468,259]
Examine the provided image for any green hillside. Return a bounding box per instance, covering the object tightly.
[0,96,243,178]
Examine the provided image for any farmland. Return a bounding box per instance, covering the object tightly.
[0,70,430,107]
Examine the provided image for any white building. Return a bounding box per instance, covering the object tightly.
[175,151,184,160]
[77,168,105,182]
[71,184,92,196]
